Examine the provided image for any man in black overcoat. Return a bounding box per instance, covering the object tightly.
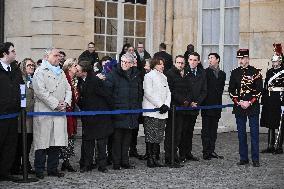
[0,42,23,181]
[201,53,226,160]
[77,60,113,173]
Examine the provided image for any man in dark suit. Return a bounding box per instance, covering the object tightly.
[179,52,207,163]
[154,43,173,72]
[0,42,23,181]
[77,60,113,173]
[78,42,100,66]
[201,53,226,160]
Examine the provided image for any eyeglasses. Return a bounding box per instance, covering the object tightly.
[26,64,35,68]
[122,60,131,64]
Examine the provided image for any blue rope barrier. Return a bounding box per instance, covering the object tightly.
[0,104,234,119]
[0,113,19,119]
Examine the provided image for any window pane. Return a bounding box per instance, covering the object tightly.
[135,22,145,37]
[107,2,118,18]
[123,37,134,46]
[137,0,147,5]
[203,0,220,9]
[124,21,134,36]
[107,19,117,35]
[136,5,146,21]
[224,8,239,44]
[225,0,240,7]
[95,18,105,34]
[106,36,117,52]
[124,4,135,20]
[106,53,117,60]
[95,1,105,17]
[201,45,219,68]
[94,35,105,51]
[224,46,238,80]
[202,10,220,44]
[124,0,135,3]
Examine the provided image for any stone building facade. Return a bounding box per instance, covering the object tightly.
[1,0,284,132]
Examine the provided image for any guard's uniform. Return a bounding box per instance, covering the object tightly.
[228,49,263,164]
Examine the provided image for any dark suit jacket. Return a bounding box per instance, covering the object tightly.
[201,67,226,118]
[78,72,113,140]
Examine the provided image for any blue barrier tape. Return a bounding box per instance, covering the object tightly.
[176,104,234,111]
[0,104,235,119]
[0,113,19,119]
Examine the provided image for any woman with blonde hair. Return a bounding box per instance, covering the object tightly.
[11,58,36,174]
[60,58,80,172]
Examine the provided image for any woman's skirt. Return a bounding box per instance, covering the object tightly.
[144,116,166,143]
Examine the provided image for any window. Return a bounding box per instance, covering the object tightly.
[94,0,149,60]
[198,0,240,80]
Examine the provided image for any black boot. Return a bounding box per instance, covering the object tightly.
[139,142,150,160]
[153,143,164,167]
[261,129,275,153]
[61,160,76,172]
[147,143,155,168]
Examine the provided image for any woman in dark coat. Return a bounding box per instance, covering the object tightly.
[106,53,143,170]
[77,60,113,173]
[260,55,284,154]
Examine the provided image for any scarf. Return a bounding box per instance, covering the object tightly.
[42,59,62,76]
[209,65,220,78]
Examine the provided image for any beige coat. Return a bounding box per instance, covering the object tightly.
[33,63,72,150]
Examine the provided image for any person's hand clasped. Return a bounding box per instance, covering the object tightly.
[159,104,170,114]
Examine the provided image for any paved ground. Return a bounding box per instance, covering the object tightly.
[0,132,283,189]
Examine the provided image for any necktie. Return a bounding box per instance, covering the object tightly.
[7,66,11,72]
[192,69,196,76]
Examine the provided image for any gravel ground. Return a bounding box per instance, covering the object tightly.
[0,132,283,189]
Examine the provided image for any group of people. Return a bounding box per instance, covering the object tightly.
[0,40,283,182]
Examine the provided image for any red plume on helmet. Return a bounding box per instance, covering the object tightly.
[273,43,283,56]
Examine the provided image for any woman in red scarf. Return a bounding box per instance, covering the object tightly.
[60,58,80,172]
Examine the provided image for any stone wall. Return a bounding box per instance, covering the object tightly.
[239,0,284,76]
[5,0,93,61]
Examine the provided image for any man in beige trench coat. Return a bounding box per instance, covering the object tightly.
[33,48,72,179]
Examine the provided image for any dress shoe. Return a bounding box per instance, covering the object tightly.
[98,167,108,173]
[165,161,184,168]
[121,164,135,169]
[203,154,211,160]
[0,175,18,181]
[185,153,199,161]
[237,160,249,166]
[113,165,121,170]
[252,161,260,167]
[210,152,224,159]
[80,167,91,173]
[129,150,143,159]
[47,171,64,178]
[261,147,275,153]
[273,148,283,154]
[35,172,44,179]
[61,161,76,172]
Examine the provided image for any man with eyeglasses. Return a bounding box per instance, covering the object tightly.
[78,42,100,66]
[0,42,24,181]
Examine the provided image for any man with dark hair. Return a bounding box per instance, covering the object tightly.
[77,60,113,173]
[179,52,207,163]
[135,42,151,71]
[164,55,189,168]
[184,44,194,65]
[0,42,23,181]
[78,42,100,66]
[58,51,66,69]
[201,53,226,160]
[229,49,263,167]
[154,43,173,72]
